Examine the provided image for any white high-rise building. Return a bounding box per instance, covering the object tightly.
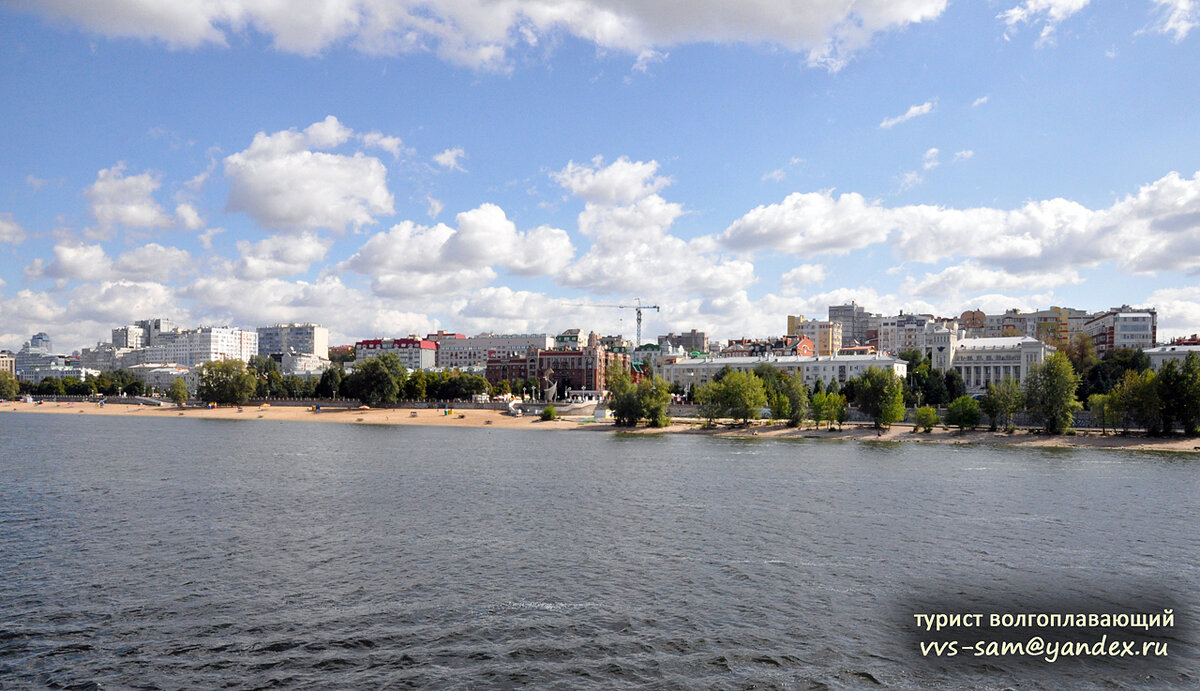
[257,323,329,357]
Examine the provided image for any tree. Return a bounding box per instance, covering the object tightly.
[608,369,641,427]
[316,365,344,399]
[35,377,65,396]
[811,391,833,429]
[1110,369,1161,434]
[854,367,905,429]
[983,378,1023,432]
[405,369,428,401]
[540,405,558,421]
[637,376,673,427]
[168,377,189,405]
[123,380,145,397]
[946,395,982,431]
[1155,360,1185,434]
[343,357,400,407]
[922,370,948,406]
[694,381,723,425]
[782,372,809,427]
[248,354,278,375]
[1087,393,1117,435]
[1023,352,1083,434]
[63,376,95,396]
[196,360,258,406]
[913,405,940,433]
[810,378,825,395]
[1064,333,1100,397]
[328,347,355,364]
[0,371,19,399]
[1180,352,1200,435]
[944,369,967,402]
[718,370,767,425]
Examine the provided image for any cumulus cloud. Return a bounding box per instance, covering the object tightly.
[880,101,934,129]
[781,264,827,286]
[115,243,193,282]
[433,147,466,171]
[1148,0,1198,41]
[901,261,1082,297]
[85,163,173,238]
[719,170,1200,276]
[341,203,575,297]
[1146,286,1200,341]
[361,131,407,157]
[234,232,330,279]
[26,243,114,281]
[16,0,949,71]
[553,157,755,298]
[0,213,27,244]
[224,116,395,233]
[175,202,204,230]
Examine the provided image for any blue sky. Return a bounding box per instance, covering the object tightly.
[2,0,1199,352]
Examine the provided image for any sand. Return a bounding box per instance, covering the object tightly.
[3,399,1199,452]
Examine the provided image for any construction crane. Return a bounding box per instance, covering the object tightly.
[562,298,661,347]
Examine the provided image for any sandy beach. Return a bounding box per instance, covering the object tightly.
[4,399,1199,452]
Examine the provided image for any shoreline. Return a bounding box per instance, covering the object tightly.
[3,400,1199,453]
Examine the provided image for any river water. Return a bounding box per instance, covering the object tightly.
[1,413,1196,689]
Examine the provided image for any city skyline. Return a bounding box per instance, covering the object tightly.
[3,1,1200,353]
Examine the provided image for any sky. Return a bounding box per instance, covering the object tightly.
[2,0,1200,353]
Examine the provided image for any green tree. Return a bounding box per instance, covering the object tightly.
[123,380,145,397]
[782,371,809,427]
[718,370,767,425]
[0,370,19,399]
[946,395,982,430]
[607,369,641,427]
[1110,369,1161,434]
[811,391,833,429]
[316,365,344,399]
[1087,393,1117,435]
[913,405,940,432]
[1023,352,1083,434]
[405,369,428,401]
[637,376,673,427]
[855,367,905,429]
[984,378,1023,431]
[343,357,400,407]
[694,381,723,425]
[922,370,948,406]
[540,405,558,421]
[831,392,849,430]
[1179,352,1200,435]
[944,369,967,401]
[196,359,258,406]
[1155,360,1185,434]
[63,376,96,396]
[248,354,278,375]
[328,347,356,364]
[35,377,65,396]
[168,377,189,405]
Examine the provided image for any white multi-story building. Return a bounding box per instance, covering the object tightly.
[156,326,258,367]
[257,323,329,358]
[1084,308,1157,355]
[931,331,1055,394]
[111,325,145,349]
[659,353,907,390]
[1144,344,1200,371]
[431,333,554,369]
[355,338,437,370]
[878,314,936,355]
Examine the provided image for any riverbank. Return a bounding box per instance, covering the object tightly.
[4,399,1198,452]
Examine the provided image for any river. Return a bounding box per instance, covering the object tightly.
[1,413,1195,688]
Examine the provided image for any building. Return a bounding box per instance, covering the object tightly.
[111,325,145,349]
[720,336,815,358]
[257,323,329,358]
[354,338,437,370]
[788,316,842,356]
[599,335,632,352]
[1084,307,1157,355]
[659,353,907,390]
[1144,345,1200,371]
[536,336,630,398]
[658,329,709,354]
[432,333,554,369]
[828,301,879,347]
[155,326,259,367]
[16,364,100,384]
[127,363,192,391]
[933,333,1055,394]
[134,318,176,346]
[13,333,64,373]
[0,351,14,376]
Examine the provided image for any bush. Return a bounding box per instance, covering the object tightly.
[540,405,558,421]
[946,396,982,431]
[913,405,940,433]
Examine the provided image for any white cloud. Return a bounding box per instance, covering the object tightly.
[1148,0,1197,41]
[899,171,924,191]
[66,279,179,325]
[719,170,1200,277]
[762,169,786,183]
[361,131,407,157]
[631,48,667,74]
[923,148,940,171]
[26,243,114,281]
[1145,286,1200,341]
[224,116,395,233]
[114,243,193,282]
[235,232,331,279]
[1000,0,1092,35]
[433,147,466,171]
[953,149,975,163]
[426,195,444,218]
[553,156,671,205]
[781,264,827,285]
[901,261,1082,297]
[0,213,27,244]
[720,190,895,256]
[341,203,575,297]
[175,202,204,230]
[198,227,225,250]
[84,163,173,238]
[880,101,934,129]
[972,96,990,107]
[19,0,950,71]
